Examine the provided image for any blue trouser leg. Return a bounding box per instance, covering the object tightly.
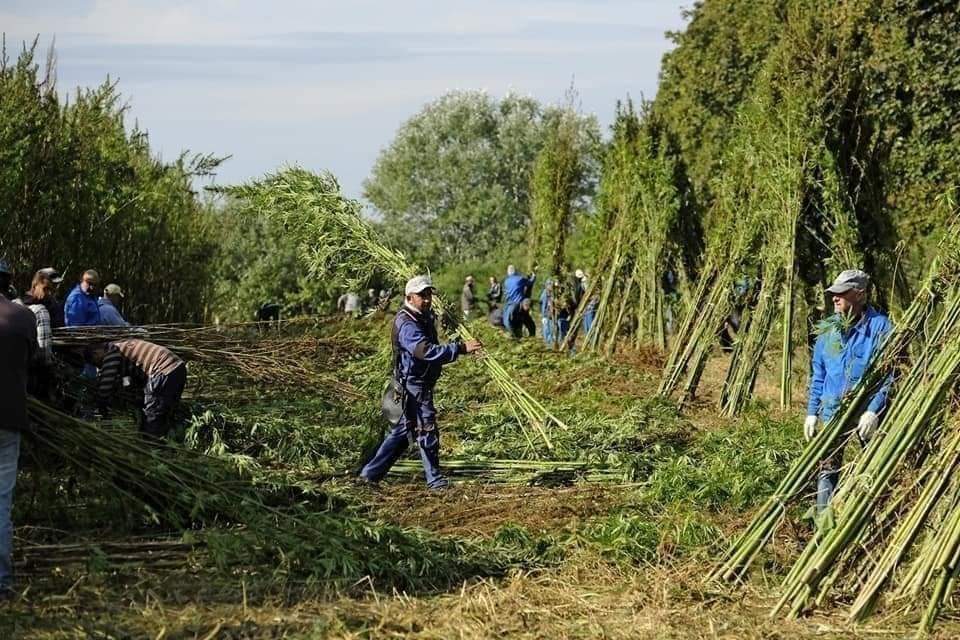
[816,450,840,514]
[583,308,595,335]
[0,429,21,591]
[360,388,445,487]
[503,302,516,332]
[360,421,411,482]
[542,317,553,346]
[412,388,445,488]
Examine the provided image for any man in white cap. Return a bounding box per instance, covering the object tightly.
[805,269,892,513]
[98,283,129,326]
[359,275,482,489]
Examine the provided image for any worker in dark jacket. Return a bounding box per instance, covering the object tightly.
[89,339,187,440]
[486,275,502,309]
[36,268,65,328]
[0,295,37,597]
[360,275,482,489]
[64,269,102,326]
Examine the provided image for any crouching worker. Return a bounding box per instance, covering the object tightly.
[360,275,482,489]
[88,339,187,440]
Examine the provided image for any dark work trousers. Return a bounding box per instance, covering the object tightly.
[142,363,187,440]
[509,307,536,338]
[360,387,446,488]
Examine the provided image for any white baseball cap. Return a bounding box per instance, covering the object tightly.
[104,283,125,297]
[405,275,435,296]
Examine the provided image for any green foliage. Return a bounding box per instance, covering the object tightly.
[363,90,599,268]
[653,0,960,302]
[0,43,220,323]
[528,95,601,276]
[209,200,346,321]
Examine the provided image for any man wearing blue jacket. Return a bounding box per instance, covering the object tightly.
[805,269,892,512]
[64,269,102,326]
[360,275,482,489]
[502,264,536,334]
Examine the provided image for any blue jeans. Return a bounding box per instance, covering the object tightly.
[542,317,554,346]
[0,429,21,591]
[502,302,516,332]
[361,387,445,488]
[816,425,842,513]
[817,467,839,514]
[583,308,595,336]
[557,317,569,342]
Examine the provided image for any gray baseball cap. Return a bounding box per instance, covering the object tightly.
[404,274,435,296]
[826,269,870,294]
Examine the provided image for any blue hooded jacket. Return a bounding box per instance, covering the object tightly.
[807,306,893,422]
[64,284,101,326]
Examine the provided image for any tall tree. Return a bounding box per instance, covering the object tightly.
[364,90,599,267]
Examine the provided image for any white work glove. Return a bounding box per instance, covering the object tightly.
[857,411,880,443]
[804,415,819,441]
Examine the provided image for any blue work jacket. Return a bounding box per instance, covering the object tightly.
[97,298,129,326]
[64,284,102,326]
[806,306,893,423]
[394,304,461,392]
[504,273,535,305]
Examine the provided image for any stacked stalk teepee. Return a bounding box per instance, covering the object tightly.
[711,210,960,636]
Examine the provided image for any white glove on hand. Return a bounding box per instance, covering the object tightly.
[804,415,819,441]
[858,411,880,442]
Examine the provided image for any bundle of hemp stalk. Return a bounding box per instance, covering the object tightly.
[561,103,683,355]
[25,398,517,589]
[710,217,960,635]
[51,322,362,398]
[388,457,626,485]
[218,167,565,451]
[659,43,863,415]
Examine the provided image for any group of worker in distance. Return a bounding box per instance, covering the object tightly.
[0,262,191,598]
[460,265,597,344]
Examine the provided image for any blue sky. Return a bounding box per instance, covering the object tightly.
[2,0,689,199]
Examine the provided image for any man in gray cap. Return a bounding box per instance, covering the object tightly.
[359,275,482,489]
[98,283,130,326]
[805,269,893,513]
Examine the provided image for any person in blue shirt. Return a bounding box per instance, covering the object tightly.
[502,264,536,334]
[360,275,482,489]
[805,269,893,513]
[540,279,555,346]
[97,283,130,326]
[64,269,102,326]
